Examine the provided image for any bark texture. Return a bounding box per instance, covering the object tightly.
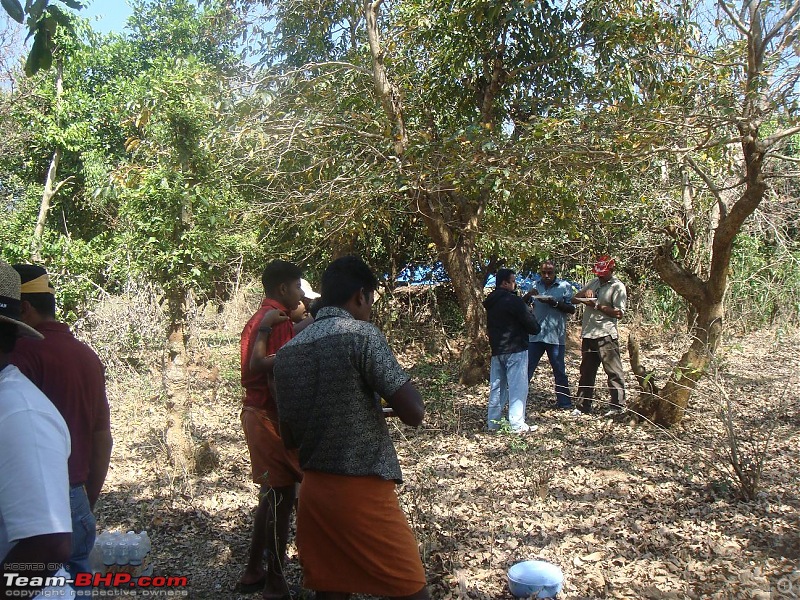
[363,0,491,384]
[32,59,70,261]
[418,191,490,384]
[163,289,196,477]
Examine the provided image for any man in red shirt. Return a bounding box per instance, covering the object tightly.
[239,260,310,599]
[8,264,112,588]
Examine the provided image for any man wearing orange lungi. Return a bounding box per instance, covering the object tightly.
[239,260,308,598]
[274,256,430,600]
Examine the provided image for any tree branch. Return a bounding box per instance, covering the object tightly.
[311,121,385,140]
[762,124,800,149]
[763,0,800,46]
[52,175,74,196]
[718,0,751,38]
[363,0,407,155]
[767,152,800,164]
[776,20,800,53]
[685,154,726,218]
[653,244,707,306]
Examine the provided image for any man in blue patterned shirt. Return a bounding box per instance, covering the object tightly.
[274,256,429,600]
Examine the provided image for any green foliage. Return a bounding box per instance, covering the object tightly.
[393,0,585,126]
[0,227,121,323]
[263,0,362,66]
[639,282,685,330]
[126,0,244,74]
[633,233,800,332]
[3,0,799,349]
[728,234,800,330]
[2,0,262,317]
[494,418,533,453]
[111,54,258,304]
[0,0,84,76]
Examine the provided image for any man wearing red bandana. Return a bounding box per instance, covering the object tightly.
[572,256,628,416]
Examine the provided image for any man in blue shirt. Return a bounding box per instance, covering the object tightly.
[523,260,576,410]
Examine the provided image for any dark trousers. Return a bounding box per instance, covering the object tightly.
[527,342,572,408]
[576,336,625,411]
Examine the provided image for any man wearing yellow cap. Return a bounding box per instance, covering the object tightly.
[572,256,628,416]
[9,264,112,588]
[0,260,73,597]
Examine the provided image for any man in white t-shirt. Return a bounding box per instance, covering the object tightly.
[0,260,74,598]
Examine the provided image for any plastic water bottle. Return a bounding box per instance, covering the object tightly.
[139,531,151,555]
[90,532,108,573]
[139,531,153,576]
[129,540,142,577]
[116,540,130,573]
[102,540,115,571]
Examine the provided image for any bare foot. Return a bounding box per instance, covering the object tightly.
[236,568,266,593]
[262,574,291,599]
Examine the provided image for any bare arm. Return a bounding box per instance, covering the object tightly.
[595,283,625,319]
[293,314,315,335]
[1,533,71,594]
[595,303,623,318]
[248,310,290,374]
[386,381,425,426]
[86,428,112,509]
[553,298,576,314]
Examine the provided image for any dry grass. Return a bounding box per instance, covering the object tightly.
[80,290,800,599]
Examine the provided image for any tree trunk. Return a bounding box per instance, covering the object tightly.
[418,191,489,385]
[32,147,62,262]
[31,58,64,262]
[163,288,196,477]
[631,301,723,426]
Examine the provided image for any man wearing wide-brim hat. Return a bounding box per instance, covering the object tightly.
[572,255,628,416]
[0,260,73,597]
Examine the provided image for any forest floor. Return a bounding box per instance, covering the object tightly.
[90,301,799,600]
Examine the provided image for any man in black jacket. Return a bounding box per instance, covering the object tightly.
[483,268,541,432]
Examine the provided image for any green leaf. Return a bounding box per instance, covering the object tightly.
[24,26,52,76]
[46,3,70,26]
[28,0,47,24]
[56,0,82,8]
[1,0,24,24]
[40,13,57,34]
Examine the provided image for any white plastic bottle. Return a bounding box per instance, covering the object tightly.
[128,540,142,577]
[90,532,108,573]
[139,531,153,576]
[116,540,130,574]
[101,539,116,573]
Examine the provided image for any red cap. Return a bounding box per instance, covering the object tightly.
[592,255,615,277]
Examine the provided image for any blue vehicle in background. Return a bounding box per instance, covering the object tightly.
[485,272,581,295]
[395,263,580,295]
[393,263,451,286]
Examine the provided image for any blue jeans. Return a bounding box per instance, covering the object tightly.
[488,350,529,430]
[67,485,96,590]
[528,342,572,408]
